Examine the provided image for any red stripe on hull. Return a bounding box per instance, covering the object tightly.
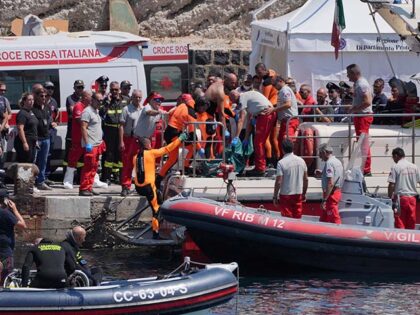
[0,286,237,315]
[170,200,420,245]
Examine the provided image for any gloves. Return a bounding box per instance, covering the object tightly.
[231,137,239,147]
[85,143,93,153]
[198,148,205,158]
[224,130,230,138]
[178,132,188,142]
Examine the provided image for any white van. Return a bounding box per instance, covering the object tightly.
[0,31,189,167]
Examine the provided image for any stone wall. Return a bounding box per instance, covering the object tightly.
[189,49,251,84]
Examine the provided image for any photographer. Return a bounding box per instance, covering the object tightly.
[0,189,27,285]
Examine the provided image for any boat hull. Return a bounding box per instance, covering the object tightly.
[161,196,420,274]
[0,267,237,314]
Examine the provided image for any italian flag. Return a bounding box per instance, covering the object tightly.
[331,0,346,59]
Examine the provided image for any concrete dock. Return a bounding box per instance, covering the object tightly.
[13,182,152,247]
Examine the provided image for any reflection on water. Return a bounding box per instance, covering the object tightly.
[14,248,420,314]
[213,273,420,315]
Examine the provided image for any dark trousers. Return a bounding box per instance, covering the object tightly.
[14,137,37,163]
[102,126,121,181]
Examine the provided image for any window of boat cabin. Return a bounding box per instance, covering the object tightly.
[144,64,189,103]
[0,70,60,110]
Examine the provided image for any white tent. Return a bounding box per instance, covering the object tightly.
[250,0,420,92]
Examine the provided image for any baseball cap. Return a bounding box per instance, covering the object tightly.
[121,80,132,88]
[43,81,54,88]
[74,80,85,87]
[96,75,109,84]
[151,93,164,102]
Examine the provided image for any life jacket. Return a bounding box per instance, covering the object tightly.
[261,69,278,106]
[168,100,197,133]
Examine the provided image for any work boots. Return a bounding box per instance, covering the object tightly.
[93,173,108,188]
[63,167,76,189]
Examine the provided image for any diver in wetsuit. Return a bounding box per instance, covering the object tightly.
[61,226,102,286]
[21,238,74,288]
[134,134,188,239]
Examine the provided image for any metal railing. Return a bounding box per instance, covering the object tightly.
[180,121,226,177]
[285,112,420,164]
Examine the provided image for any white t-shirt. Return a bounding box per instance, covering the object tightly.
[388,158,420,196]
[238,91,271,115]
[277,85,298,120]
[352,77,373,113]
[134,105,162,138]
[276,153,307,195]
[321,155,343,192]
[80,106,102,147]
[120,103,143,136]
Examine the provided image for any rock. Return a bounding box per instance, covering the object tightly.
[194,50,211,65]
[231,50,241,65]
[242,51,251,66]
[214,51,229,65]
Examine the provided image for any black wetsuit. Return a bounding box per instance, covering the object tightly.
[61,232,102,285]
[21,239,74,288]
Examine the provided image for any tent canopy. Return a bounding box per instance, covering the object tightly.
[250,0,420,92]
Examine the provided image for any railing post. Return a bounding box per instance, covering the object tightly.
[412,114,416,164]
[348,116,352,163]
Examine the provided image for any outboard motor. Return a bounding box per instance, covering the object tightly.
[339,167,394,228]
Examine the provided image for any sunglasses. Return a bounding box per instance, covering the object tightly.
[76,86,84,89]
[153,98,163,103]
[100,84,107,88]
[0,89,6,92]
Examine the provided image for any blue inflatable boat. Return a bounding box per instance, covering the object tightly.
[0,262,238,314]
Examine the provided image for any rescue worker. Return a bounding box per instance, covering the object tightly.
[96,75,109,97]
[61,226,102,285]
[229,90,276,177]
[346,64,373,176]
[272,76,299,158]
[255,63,279,166]
[195,97,216,159]
[100,81,124,184]
[157,94,204,185]
[235,74,253,94]
[119,89,144,196]
[273,139,308,218]
[21,238,74,288]
[316,144,343,224]
[79,93,106,196]
[120,80,132,102]
[63,91,92,189]
[64,80,84,168]
[387,147,420,229]
[134,134,188,239]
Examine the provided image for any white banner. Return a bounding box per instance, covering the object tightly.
[290,34,411,52]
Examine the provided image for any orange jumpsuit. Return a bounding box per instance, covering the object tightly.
[196,111,216,159]
[134,138,181,234]
[261,69,280,162]
[159,100,200,177]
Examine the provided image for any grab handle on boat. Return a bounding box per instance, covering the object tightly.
[257,205,269,213]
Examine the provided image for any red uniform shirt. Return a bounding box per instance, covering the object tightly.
[71,101,85,144]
